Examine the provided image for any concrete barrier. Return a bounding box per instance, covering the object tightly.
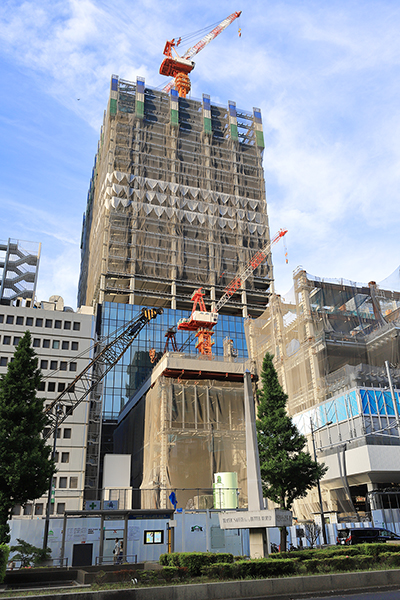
[6,568,400,599]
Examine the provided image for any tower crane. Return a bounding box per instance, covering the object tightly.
[160,11,242,98]
[43,307,163,439]
[177,229,288,356]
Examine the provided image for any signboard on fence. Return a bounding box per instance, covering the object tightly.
[219,509,292,530]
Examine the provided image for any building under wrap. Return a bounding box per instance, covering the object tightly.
[78,75,271,318]
[246,268,400,525]
[77,75,274,502]
[115,353,249,510]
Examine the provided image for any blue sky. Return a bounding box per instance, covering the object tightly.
[1,0,400,308]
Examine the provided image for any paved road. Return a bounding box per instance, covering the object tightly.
[292,590,400,600]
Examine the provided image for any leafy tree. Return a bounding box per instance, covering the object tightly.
[0,331,55,543]
[10,538,51,567]
[256,352,327,552]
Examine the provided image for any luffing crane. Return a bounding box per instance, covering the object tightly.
[43,307,163,439]
[177,229,288,356]
[160,11,242,98]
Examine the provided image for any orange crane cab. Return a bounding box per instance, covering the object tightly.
[160,11,242,97]
[177,230,288,357]
[177,288,218,356]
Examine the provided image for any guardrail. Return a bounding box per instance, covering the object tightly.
[7,557,68,570]
[95,554,137,566]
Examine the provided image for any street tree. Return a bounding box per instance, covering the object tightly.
[256,352,327,551]
[0,331,55,543]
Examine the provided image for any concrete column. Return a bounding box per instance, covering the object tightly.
[244,371,267,558]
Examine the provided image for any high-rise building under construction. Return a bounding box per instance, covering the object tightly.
[77,74,273,502]
[78,75,271,319]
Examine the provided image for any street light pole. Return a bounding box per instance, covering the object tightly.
[43,404,61,550]
[310,418,328,545]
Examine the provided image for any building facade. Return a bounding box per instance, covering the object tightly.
[0,297,94,517]
[246,268,400,526]
[78,75,272,318]
[76,75,274,499]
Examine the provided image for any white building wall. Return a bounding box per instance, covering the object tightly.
[0,299,95,518]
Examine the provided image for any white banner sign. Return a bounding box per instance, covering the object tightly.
[219,509,292,530]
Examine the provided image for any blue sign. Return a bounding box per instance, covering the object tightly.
[103,500,119,510]
[169,492,177,510]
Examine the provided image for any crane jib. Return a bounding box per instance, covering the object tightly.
[43,307,163,439]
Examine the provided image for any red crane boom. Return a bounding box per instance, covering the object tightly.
[160,11,242,97]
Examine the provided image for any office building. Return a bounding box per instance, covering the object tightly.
[0,296,94,516]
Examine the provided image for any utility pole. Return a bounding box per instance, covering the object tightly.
[310,418,329,545]
[43,404,61,550]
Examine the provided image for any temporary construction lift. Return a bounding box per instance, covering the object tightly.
[160,11,242,97]
[177,228,288,356]
[43,307,163,439]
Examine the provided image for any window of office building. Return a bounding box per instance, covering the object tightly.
[48,382,56,392]
[6,315,14,325]
[16,316,23,325]
[64,428,72,439]
[61,452,69,463]
[70,477,78,489]
[26,317,33,326]
[50,360,57,370]
[64,321,71,330]
[3,336,10,345]
[70,362,77,372]
[36,318,43,327]
[0,357,7,366]
[45,319,52,328]
[59,477,67,488]
[52,340,60,350]
[33,338,40,347]
[73,322,80,331]
[62,341,69,350]
[13,337,21,346]
[55,320,62,329]
[60,361,67,371]
[58,382,65,392]
[40,360,48,369]
[38,382,45,391]
[43,339,50,348]
[71,342,79,351]
[0,315,3,324]
[35,504,43,516]
[56,503,66,515]
[23,504,32,516]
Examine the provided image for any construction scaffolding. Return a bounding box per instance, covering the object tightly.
[246,268,400,416]
[78,76,271,317]
[115,354,249,510]
[245,268,400,521]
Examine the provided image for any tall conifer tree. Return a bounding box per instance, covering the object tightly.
[0,331,54,543]
[256,352,327,551]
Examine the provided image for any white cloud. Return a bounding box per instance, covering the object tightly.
[1,0,400,303]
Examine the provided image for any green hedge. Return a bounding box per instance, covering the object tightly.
[0,545,9,584]
[202,558,298,580]
[159,545,400,583]
[159,552,234,576]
